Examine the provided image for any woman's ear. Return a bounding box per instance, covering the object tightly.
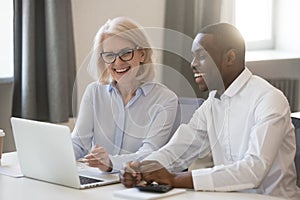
[225,49,237,65]
[139,49,146,63]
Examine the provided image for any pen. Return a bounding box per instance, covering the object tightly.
[76,146,95,163]
[77,158,87,163]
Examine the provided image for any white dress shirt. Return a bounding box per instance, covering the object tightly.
[72,81,178,171]
[145,68,300,199]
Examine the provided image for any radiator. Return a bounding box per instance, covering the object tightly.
[266,78,299,112]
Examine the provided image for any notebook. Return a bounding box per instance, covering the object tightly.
[10,117,120,189]
[113,188,186,200]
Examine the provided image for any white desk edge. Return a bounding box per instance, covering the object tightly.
[0,152,287,200]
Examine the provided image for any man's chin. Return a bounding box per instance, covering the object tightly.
[198,85,208,92]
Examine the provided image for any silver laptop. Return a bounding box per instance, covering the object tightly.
[11,117,120,189]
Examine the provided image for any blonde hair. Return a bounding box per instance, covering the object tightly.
[88,17,155,84]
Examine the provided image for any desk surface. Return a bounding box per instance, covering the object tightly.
[0,152,286,200]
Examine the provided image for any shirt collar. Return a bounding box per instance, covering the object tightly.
[222,67,252,98]
[108,81,116,92]
[139,82,155,96]
[108,81,155,96]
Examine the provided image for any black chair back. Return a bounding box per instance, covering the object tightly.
[292,117,300,187]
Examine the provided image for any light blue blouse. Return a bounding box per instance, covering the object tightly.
[71,81,178,170]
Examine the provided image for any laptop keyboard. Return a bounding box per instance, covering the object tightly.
[79,176,103,185]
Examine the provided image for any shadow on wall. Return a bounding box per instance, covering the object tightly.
[0,78,15,152]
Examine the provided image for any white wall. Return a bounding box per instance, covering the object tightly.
[71,0,300,112]
[246,0,300,111]
[72,0,165,72]
[247,59,300,111]
[71,0,166,112]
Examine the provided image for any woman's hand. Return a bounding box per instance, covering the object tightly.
[83,144,112,172]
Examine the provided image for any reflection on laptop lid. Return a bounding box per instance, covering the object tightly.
[10,117,119,189]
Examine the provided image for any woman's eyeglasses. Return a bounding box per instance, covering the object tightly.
[100,47,140,64]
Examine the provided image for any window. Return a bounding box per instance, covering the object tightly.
[222,0,275,50]
[0,0,14,78]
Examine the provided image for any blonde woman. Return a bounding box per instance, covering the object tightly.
[71,17,178,172]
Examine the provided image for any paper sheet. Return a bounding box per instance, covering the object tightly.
[113,188,186,200]
[0,152,24,178]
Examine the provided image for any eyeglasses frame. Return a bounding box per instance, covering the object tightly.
[100,46,141,64]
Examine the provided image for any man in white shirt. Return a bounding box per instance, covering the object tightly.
[121,23,300,199]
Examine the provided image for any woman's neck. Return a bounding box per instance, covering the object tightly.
[116,81,140,105]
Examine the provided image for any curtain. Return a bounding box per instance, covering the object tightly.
[162,0,222,99]
[13,0,76,123]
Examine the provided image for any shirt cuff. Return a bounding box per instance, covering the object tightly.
[191,168,214,191]
[109,155,123,172]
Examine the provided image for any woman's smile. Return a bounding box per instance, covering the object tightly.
[113,66,131,73]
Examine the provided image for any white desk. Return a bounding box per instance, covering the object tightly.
[0,152,286,200]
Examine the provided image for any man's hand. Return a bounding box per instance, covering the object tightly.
[121,161,142,188]
[83,144,112,172]
[140,160,176,186]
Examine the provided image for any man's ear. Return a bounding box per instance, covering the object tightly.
[225,49,237,65]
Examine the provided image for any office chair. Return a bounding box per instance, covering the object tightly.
[170,97,205,135]
[292,117,300,187]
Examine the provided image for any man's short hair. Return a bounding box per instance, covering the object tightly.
[199,23,246,64]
